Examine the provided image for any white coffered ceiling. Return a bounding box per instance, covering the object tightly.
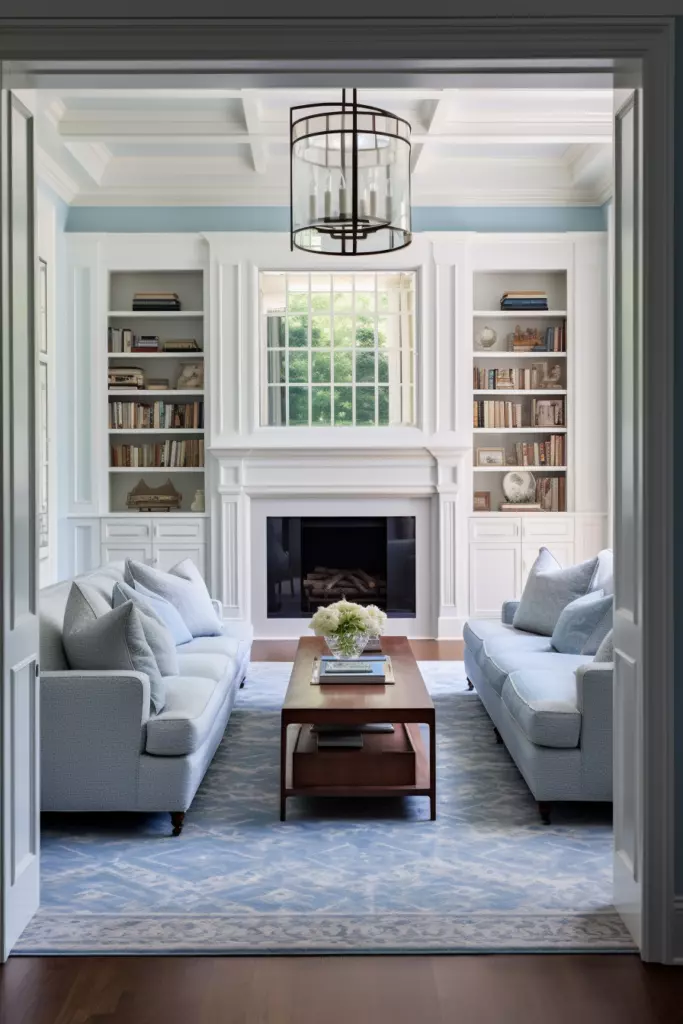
[36,87,613,207]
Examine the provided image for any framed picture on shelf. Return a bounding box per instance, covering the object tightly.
[473,491,491,512]
[533,399,564,427]
[476,447,505,467]
[531,361,563,390]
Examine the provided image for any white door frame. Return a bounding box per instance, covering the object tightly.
[0,15,675,961]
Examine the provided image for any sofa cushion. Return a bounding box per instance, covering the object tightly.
[63,598,166,714]
[125,579,193,645]
[512,547,599,636]
[502,669,582,749]
[125,558,222,638]
[112,582,179,678]
[179,635,242,659]
[591,549,614,596]
[145,674,231,756]
[551,590,613,655]
[63,581,112,634]
[464,619,550,660]
[594,628,614,663]
[480,648,591,698]
[175,652,233,683]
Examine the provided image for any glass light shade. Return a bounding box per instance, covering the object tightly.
[290,89,412,256]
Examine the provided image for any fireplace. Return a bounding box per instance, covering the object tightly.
[266,516,416,619]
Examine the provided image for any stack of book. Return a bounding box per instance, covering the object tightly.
[132,292,181,312]
[500,290,548,311]
[512,436,566,466]
[131,334,160,354]
[108,400,204,430]
[111,439,204,468]
[500,502,542,513]
[163,339,201,353]
[108,367,145,390]
[473,399,524,428]
[315,656,391,685]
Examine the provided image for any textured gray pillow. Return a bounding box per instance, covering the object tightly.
[63,580,112,635]
[594,628,614,663]
[551,590,613,655]
[513,547,599,637]
[112,581,179,678]
[63,595,166,713]
[124,558,222,637]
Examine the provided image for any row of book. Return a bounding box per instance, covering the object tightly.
[473,399,565,429]
[511,436,566,467]
[501,290,549,311]
[473,367,563,390]
[510,325,566,352]
[110,440,205,468]
[109,400,204,430]
[132,291,181,311]
[108,328,201,354]
[536,476,566,512]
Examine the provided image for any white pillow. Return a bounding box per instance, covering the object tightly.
[513,547,599,637]
[112,581,179,677]
[124,558,222,638]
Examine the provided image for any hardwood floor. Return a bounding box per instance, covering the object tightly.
[252,638,465,661]
[2,954,683,1024]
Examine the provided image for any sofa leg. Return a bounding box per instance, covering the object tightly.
[170,811,186,837]
[493,726,503,744]
[538,802,552,826]
[466,678,474,691]
[239,678,245,689]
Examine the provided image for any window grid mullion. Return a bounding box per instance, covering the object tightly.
[351,276,356,427]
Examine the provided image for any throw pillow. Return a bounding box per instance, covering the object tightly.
[124,558,222,638]
[62,596,166,713]
[62,580,112,636]
[593,628,614,663]
[551,590,613,655]
[112,582,180,677]
[512,547,600,637]
[114,581,191,643]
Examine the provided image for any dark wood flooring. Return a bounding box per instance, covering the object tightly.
[2,954,683,1024]
[6,637,680,1023]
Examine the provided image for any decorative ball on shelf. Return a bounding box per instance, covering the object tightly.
[502,471,536,504]
[476,326,497,350]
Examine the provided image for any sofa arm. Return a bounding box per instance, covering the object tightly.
[575,663,613,799]
[220,618,255,645]
[40,670,151,811]
[501,600,520,625]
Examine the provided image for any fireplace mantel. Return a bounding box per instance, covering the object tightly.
[209,446,470,639]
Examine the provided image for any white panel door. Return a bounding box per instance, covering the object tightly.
[0,89,40,958]
[469,542,521,619]
[613,87,643,948]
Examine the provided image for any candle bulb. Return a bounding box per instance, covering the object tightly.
[359,190,368,218]
[369,183,377,218]
[309,185,317,222]
[338,173,348,219]
[385,169,393,223]
[324,173,332,220]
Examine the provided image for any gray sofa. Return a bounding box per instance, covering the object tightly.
[464,571,613,824]
[39,563,253,835]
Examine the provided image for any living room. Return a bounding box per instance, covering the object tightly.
[22,78,621,956]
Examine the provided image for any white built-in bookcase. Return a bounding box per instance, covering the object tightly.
[472,269,569,513]
[107,269,206,514]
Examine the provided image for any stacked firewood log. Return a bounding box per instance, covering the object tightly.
[303,566,387,603]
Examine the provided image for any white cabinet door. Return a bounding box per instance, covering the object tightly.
[101,542,153,566]
[521,542,574,589]
[154,544,206,578]
[469,543,521,619]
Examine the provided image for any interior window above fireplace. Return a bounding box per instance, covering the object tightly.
[259,271,416,428]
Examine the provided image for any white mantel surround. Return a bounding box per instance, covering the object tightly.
[211,447,470,639]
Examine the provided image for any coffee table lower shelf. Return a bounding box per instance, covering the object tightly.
[280,721,434,820]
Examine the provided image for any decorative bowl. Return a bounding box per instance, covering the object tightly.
[324,632,370,659]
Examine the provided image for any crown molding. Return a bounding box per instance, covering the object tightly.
[35,147,79,204]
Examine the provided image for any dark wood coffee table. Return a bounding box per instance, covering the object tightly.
[280,636,436,821]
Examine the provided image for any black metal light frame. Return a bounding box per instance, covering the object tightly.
[289,88,412,256]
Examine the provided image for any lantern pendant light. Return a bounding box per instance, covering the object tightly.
[290,88,412,256]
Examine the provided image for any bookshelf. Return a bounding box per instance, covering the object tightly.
[107,269,206,515]
[472,270,569,514]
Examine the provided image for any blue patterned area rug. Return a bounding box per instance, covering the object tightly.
[16,662,633,955]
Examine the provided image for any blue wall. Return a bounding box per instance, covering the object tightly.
[65,204,608,234]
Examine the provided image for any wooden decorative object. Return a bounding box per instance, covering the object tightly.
[473,491,491,512]
[126,477,182,513]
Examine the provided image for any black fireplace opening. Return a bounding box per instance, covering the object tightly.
[266,516,416,619]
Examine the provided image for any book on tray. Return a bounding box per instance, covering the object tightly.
[317,656,389,684]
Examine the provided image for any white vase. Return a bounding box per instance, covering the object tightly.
[190,488,205,513]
